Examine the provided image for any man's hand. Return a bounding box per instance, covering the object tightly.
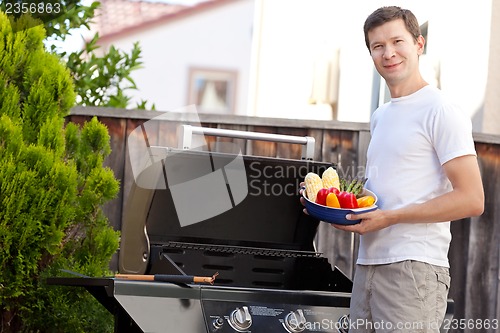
[332,209,395,235]
[332,155,484,235]
[298,181,308,215]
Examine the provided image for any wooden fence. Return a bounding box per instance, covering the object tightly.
[68,106,499,333]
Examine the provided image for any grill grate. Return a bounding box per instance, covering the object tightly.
[164,241,322,258]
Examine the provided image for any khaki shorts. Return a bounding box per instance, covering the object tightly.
[348,260,451,333]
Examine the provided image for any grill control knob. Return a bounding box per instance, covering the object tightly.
[337,314,350,333]
[229,306,252,332]
[212,317,224,330]
[284,309,307,333]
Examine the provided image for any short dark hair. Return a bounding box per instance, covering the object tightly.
[363,6,421,51]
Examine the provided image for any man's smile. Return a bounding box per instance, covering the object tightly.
[383,61,403,69]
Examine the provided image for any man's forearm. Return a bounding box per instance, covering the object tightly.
[390,187,484,225]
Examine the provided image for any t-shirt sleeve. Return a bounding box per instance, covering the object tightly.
[431,103,476,165]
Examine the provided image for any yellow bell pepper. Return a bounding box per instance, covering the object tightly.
[326,192,341,208]
[357,195,375,208]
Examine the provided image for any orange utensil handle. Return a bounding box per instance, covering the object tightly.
[115,272,218,285]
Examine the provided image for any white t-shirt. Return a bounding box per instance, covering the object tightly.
[357,85,476,267]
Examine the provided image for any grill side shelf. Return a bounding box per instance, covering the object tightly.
[45,277,117,315]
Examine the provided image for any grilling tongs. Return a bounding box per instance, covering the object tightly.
[114,272,219,285]
[115,252,219,285]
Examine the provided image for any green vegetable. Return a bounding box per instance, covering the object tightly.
[340,177,367,196]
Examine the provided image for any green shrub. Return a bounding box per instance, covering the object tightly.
[0,12,119,333]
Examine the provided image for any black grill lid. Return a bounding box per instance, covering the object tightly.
[119,147,333,274]
[147,149,331,247]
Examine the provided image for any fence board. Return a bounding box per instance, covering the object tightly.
[246,125,278,157]
[448,219,471,328]
[462,143,500,332]
[99,117,127,231]
[275,127,308,160]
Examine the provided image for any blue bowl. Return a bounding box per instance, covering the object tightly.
[303,189,378,225]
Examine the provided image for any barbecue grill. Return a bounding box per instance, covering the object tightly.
[47,125,454,333]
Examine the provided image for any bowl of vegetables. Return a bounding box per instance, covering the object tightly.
[302,168,378,225]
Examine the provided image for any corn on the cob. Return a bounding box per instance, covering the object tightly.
[322,167,340,190]
[304,172,323,202]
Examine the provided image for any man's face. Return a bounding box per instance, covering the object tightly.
[367,19,424,87]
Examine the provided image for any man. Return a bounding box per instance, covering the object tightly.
[333,6,484,332]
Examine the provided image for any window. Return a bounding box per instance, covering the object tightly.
[187,67,237,114]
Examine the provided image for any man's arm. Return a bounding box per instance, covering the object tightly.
[334,155,484,235]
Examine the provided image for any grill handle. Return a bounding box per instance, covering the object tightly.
[178,125,315,160]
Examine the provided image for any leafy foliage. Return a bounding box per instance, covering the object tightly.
[67,35,146,108]
[0,0,155,110]
[49,1,155,109]
[0,12,119,333]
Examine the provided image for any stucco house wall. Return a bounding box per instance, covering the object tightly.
[95,0,255,115]
[249,0,495,130]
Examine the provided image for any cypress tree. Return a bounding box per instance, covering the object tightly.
[0,13,119,332]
